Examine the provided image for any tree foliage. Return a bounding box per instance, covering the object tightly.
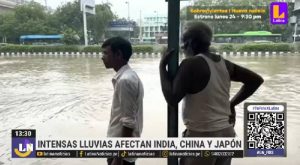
[0,1,51,43]
[88,3,116,43]
[0,0,115,44]
[54,1,83,35]
[0,13,16,42]
[62,28,80,45]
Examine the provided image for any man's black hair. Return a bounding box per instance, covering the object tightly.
[101,37,132,61]
[183,22,212,53]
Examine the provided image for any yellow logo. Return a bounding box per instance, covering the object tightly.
[79,151,84,157]
[14,149,32,158]
[121,151,127,158]
[37,152,44,157]
[161,150,169,158]
[273,5,285,19]
[204,151,210,157]
[14,143,34,158]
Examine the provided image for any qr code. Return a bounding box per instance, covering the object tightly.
[247,113,285,149]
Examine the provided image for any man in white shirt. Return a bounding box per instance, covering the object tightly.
[101,37,144,165]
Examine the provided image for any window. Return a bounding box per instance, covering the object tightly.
[150,32,154,37]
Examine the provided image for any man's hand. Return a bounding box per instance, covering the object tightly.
[160,49,175,67]
[229,104,236,127]
[121,126,133,137]
[111,158,123,165]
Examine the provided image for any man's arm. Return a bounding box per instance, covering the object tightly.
[159,51,191,107]
[225,60,264,123]
[121,126,134,137]
[159,59,174,105]
[118,79,138,137]
[111,79,137,165]
[226,60,264,106]
[111,158,123,165]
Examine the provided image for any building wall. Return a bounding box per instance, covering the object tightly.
[0,0,17,13]
[0,0,27,13]
[295,0,300,10]
[142,16,168,42]
[291,0,300,41]
[0,0,27,12]
[0,6,13,13]
[294,0,300,24]
[4,0,25,4]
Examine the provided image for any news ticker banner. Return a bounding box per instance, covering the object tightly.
[187,6,268,21]
[186,2,288,24]
[11,102,287,159]
[12,130,243,158]
[244,103,287,157]
[26,150,244,158]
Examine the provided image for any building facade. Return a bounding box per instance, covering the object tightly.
[142,15,168,43]
[293,0,300,21]
[292,0,300,41]
[0,0,15,13]
[0,0,26,13]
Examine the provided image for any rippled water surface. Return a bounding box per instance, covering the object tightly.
[0,55,299,164]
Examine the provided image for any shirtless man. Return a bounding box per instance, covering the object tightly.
[159,22,264,165]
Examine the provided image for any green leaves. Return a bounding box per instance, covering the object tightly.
[62,28,80,45]
[88,3,115,43]
[0,45,80,53]
[237,43,292,52]
[0,1,115,44]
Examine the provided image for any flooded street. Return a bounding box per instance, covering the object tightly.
[0,55,300,164]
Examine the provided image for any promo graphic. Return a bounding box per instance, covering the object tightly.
[244,103,287,157]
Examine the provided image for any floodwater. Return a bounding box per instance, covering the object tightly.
[0,55,300,165]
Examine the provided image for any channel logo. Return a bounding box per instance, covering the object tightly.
[270,2,288,24]
[12,138,35,158]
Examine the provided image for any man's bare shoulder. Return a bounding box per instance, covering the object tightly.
[179,56,210,94]
[179,56,210,80]
[181,56,207,68]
